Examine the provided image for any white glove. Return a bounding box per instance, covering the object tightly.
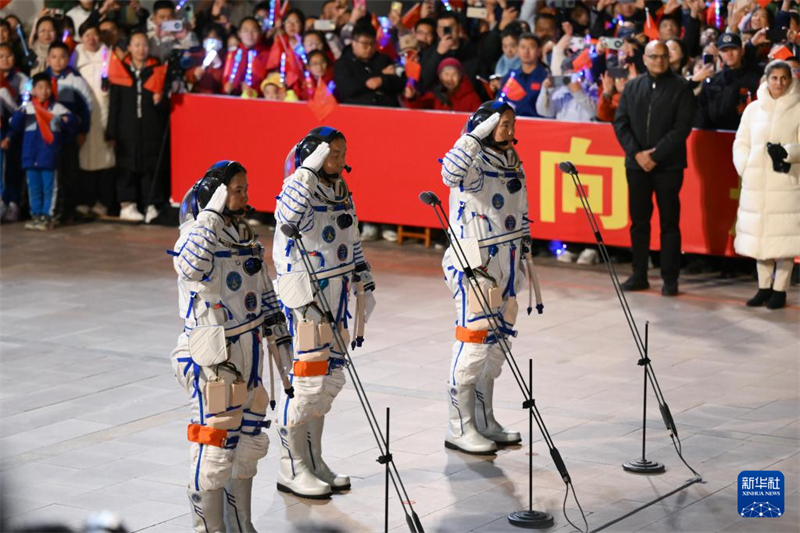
[301,142,330,172]
[470,113,500,141]
[204,184,228,215]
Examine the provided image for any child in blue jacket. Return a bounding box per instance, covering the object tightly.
[7,72,75,230]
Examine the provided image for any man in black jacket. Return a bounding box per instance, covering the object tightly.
[418,11,481,96]
[333,23,405,107]
[694,33,763,131]
[613,40,695,296]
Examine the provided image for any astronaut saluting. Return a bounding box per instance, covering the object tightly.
[170,161,291,532]
[440,101,543,455]
[272,127,375,499]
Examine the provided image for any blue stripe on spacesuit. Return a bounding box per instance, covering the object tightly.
[452,342,464,386]
[195,444,204,491]
[248,330,259,388]
[444,154,468,173]
[282,374,294,426]
[181,256,204,272]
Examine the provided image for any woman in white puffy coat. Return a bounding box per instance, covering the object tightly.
[733,60,800,310]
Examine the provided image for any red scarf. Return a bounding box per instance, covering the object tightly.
[32,99,55,144]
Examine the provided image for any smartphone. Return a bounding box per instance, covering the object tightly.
[467,7,488,18]
[314,19,336,31]
[767,25,788,44]
[703,53,714,65]
[553,75,570,88]
[443,26,453,36]
[600,37,624,50]
[608,67,628,78]
[570,36,586,50]
[161,20,184,33]
[391,1,403,15]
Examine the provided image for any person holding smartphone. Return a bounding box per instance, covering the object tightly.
[694,32,763,131]
[146,0,198,63]
[418,11,482,97]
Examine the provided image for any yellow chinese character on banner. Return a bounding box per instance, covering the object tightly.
[540,137,627,230]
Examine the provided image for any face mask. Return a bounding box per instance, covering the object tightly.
[204,38,223,52]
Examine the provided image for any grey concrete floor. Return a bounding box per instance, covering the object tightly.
[0,222,798,533]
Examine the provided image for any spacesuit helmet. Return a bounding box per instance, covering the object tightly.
[465,100,515,135]
[284,126,348,180]
[179,160,248,225]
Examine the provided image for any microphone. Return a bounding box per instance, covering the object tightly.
[343,165,352,173]
[280,224,301,239]
[418,191,441,206]
[558,161,577,174]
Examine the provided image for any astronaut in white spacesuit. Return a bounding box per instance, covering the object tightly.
[440,101,542,455]
[272,126,375,499]
[170,161,291,532]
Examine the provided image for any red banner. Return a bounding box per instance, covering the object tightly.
[170,95,740,256]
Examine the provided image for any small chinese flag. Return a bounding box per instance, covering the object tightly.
[571,48,592,72]
[478,77,496,99]
[500,75,526,101]
[644,9,660,41]
[108,53,133,87]
[32,99,55,144]
[756,0,770,8]
[0,0,11,9]
[401,4,421,30]
[772,45,793,61]
[143,64,167,95]
[405,59,421,81]
[308,81,338,121]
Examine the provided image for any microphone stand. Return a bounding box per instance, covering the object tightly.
[556,161,703,530]
[280,224,424,533]
[418,191,587,533]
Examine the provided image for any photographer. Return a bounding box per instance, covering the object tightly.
[147,0,198,63]
[418,11,480,96]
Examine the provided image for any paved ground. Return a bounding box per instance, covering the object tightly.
[0,222,798,533]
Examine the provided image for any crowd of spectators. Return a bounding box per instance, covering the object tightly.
[0,0,798,230]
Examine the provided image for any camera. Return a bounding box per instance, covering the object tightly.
[600,37,624,50]
[161,20,184,33]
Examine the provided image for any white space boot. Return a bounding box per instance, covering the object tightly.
[188,487,225,533]
[308,416,351,491]
[224,477,257,532]
[475,378,521,445]
[119,202,144,222]
[276,424,332,499]
[444,384,497,455]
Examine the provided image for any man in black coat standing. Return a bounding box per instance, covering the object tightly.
[333,22,405,107]
[613,40,695,296]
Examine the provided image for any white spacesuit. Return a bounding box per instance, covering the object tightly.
[272,127,375,499]
[440,101,541,455]
[170,161,290,532]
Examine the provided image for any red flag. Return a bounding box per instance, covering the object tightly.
[756,0,770,7]
[772,45,793,60]
[405,59,421,81]
[144,64,167,94]
[500,75,526,101]
[644,9,660,40]
[108,53,133,87]
[478,77,496,99]
[0,72,16,98]
[308,81,338,121]
[0,0,11,9]
[571,48,592,72]
[401,4,421,30]
[32,99,54,144]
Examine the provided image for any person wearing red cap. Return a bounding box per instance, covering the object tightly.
[404,57,481,112]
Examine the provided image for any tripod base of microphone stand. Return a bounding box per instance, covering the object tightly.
[623,458,665,473]
[507,510,554,529]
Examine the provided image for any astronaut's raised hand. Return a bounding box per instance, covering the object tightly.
[204,184,228,217]
[301,142,330,173]
[468,113,500,143]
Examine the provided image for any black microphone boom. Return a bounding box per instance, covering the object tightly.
[418,191,441,206]
[280,224,300,239]
[558,161,577,174]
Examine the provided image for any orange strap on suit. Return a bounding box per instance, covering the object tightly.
[293,360,329,377]
[187,424,228,448]
[455,326,488,344]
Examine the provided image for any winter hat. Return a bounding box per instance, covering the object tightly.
[437,57,464,76]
